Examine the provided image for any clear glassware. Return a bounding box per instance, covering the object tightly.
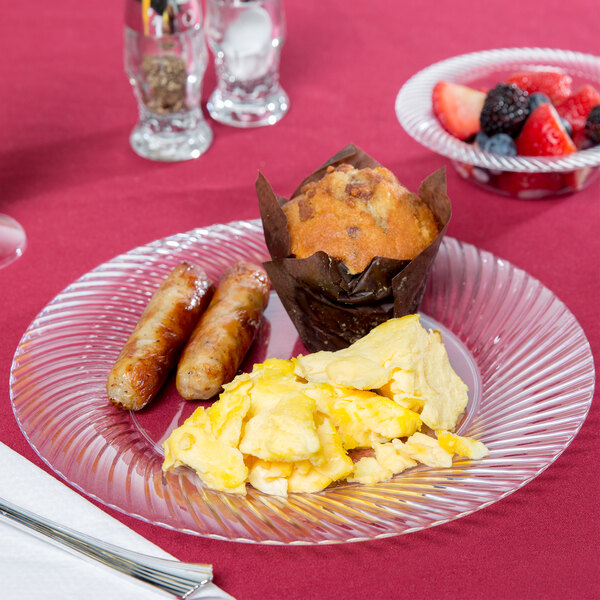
[0,214,26,269]
[124,0,213,161]
[10,221,595,544]
[205,0,289,127]
[396,48,600,198]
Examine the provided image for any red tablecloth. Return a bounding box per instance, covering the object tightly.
[1,1,599,598]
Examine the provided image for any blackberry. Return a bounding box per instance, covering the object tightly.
[584,105,600,144]
[480,84,530,138]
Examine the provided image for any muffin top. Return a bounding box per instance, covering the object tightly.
[282,164,440,274]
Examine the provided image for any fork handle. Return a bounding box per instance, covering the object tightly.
[0,496,212,598]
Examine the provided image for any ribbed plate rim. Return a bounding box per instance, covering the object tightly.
[9,219,596,544]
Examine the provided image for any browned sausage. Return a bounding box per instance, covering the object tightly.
[176,261,270,400]
[107,262,214,410]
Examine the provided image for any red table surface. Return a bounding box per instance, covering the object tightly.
[1,1,599,598]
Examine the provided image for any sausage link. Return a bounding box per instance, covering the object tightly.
[176,261,270,400]
[107,262,214,410]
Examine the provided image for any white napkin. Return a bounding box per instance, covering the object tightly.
[0,443,234,600]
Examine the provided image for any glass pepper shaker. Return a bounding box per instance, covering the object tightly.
[124,0,213,161]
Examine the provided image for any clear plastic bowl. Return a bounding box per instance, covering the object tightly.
[395,48,600,199]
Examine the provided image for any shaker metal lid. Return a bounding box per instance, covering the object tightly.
[125,0,202,37]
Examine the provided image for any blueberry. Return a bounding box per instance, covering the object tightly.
[529,93,551,111]
[475,131,490,149]
[483,133,517,156]
[560,117,573,137]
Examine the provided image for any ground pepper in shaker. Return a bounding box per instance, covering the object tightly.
[141,53,188,113]
[124,0,213,161]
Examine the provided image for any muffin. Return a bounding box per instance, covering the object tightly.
[257,144,451,352]
[283,163,440,274]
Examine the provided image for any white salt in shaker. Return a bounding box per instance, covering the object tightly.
[205,0,289,128]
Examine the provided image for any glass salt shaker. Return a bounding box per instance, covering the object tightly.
[205,0,289,128]
[124,0,213,161]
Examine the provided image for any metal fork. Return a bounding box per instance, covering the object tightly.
[0,496,212,598]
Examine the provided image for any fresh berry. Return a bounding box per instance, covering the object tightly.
[556,84,600,137]
[515,103,577,156]
[528,92,551,112]
[507,70,572,104]
[496,171,564,198]
[575,135,596,150]
[584,105,600,143]
[474,131,489,149]
[454,161,475,179]
[563,167,594,191]
[560,117,573,137]
[483,133,517,156]
[432,81,486,140]
[480,84,530,137]
[456,162,491,183]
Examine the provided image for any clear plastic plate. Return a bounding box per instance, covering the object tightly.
[10,220,595,544]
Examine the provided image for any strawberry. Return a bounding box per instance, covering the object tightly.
[507,70,572,104]
[454,161,475,179]
[496,171,564,198]
[515,103,577,156]
[432,81,486,140]
[563,167,595,191]
[556,84,600,137]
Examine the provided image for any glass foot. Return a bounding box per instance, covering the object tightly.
[129,116,213,162]
[0,214,26,269]
[207,86,289,128]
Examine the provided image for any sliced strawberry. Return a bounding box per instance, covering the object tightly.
[496,171,564,198]
[454,161,475,179]
[432,81,486,140]
[556,84,600,137]
[507,70,572,104]
[571,129,592,150]
[563,167,595,191]
[516,103,577,156]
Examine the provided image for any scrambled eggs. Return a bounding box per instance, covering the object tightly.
[295,314,469,431]
[402,432,453,468]
[436,430,490,460]
[163,316,488,496]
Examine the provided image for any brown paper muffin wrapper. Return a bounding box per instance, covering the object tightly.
[256,144,452,352]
